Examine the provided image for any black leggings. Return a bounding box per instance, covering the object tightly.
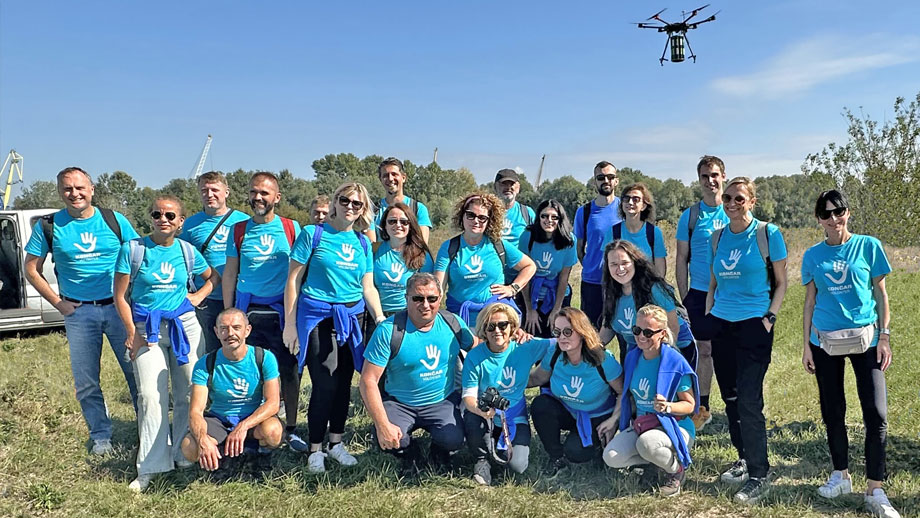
[531,393,609,463]
[248,309,301,431]
[304,315,363,445]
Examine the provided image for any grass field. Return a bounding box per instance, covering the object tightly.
[2,233,919,517]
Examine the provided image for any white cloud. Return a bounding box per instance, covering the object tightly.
[712,34,920,99]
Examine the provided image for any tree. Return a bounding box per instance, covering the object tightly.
[413,163,477,226]
[537,175,594,220]
[311,153,385,201]
[13,181,64,209]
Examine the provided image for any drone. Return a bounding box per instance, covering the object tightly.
[636,4,718,65]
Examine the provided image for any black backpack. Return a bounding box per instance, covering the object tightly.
[711,221,776,296]
[204,346,265,410]
[611,221,656,257]
[41,207,124,263]
[444,234,506,286]
[548,347,607,385]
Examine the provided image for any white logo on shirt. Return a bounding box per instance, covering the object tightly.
[501,219,513,237]
[73,232,97,253]
[825,260,850,285]
[536,251,553,270]
[496,366,516,389]
[336,243,355,262]
[720,249,743,271]
[151,262,176,284]
[617,307,634,330]
[419,344,441,371]
[636,377,651,401]
[464,254,484,274]
[213,226,230,244]
[382,262,405,282]
[562,376,584,398]
[227,377,250,398]
[712,219,726,231]
[253,235,275,256]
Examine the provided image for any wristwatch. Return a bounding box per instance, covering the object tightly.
[664,403,672,414]
[764,312,777,325]
[879,327,891,336]
[510,282,521,295]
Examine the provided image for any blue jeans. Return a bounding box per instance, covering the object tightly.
[64,303,138,440]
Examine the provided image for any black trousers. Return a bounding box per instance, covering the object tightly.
[580,281,604,330]
[811,342,888,481]
[463,411,531,460]
[522,291,573,338]
[711,316,772,479]
[247,308,301,431]
[531,394,609,463]
[195,298,224,354]
[304,314,364,444]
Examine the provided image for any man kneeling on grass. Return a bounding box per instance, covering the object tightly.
[181,308,283,473]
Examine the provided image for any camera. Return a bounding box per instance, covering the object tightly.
[477,386,510,412]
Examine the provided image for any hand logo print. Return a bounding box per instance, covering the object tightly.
[151,262,176,284]
[73,232,97,253]
[419,344,441,370]
[382,262,406,282]
[536,251,554,270]
[617,307,634,330]
[824,260,850,285]
[501,219,513,237]
[336,243,355,262]
[253,234,275,255]
[563,376,584,398]
[712,219,726,231]
[496,366,516,389]
[464,254,484,274]
[636,378,651,401]
[212,226,230,244]
[226,378,250,398]
[720,249,743,271]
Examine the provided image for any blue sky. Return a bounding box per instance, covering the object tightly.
[2,1,919,195]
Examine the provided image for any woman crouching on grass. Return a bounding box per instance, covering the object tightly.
[603,304,698,497]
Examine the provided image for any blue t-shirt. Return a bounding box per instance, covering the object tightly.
[373,240,434,313]
[24,208,139,300]
[191,346,280,419]
[710,219,787,321]
[226,217,300,298]
[364,313,475,407]
[374,196,433,233]
[676,201,729,292]
[434,235,525,305]
[115,237,209,311]
[629,354,695,440]
[543,348,623,417]
[501,202,536,248]
[801,234,891,345]
[610,283,689,348]
[574,199,622,284]
[180,210,250,301]
[290,224,372,303]
[607,222,667,261]
[462,338,553,425]
[518,231,577,300]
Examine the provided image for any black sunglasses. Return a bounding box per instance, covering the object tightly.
[486,321,511,332]
[386,218,410,226]
[595,173,618,183]
[464,210,490,223]
[551,327,574,337]
[150,211,177,221]
[623,195,643,204]
[721,194,749,205]
[632,326,665,338]
[818,206,847,220]
[410,295,440,304]
[338,196,364,210]
[540,213,559,221]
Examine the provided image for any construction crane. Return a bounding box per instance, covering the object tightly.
[188,135,213,179]
[1,150,24,210]
[534,154,546,192]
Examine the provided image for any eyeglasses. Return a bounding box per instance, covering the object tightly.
[817,206,847,220]
[464,211,490,223]
[623,195,643,204]
[540,213,559,222]
[150,211,177,221]
[386,218,410,226]
[486,321,511,332]
[632,326,665,338]
[595,174,618,183]
[551,327,574,337]
[721,194,749,205]
[410,295,440,304]
[338,196,364,210]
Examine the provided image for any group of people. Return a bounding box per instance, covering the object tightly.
[22,156,899,518]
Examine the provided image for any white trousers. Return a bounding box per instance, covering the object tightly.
[603,426,693,474]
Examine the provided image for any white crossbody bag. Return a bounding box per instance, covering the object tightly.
[817,324,875,356]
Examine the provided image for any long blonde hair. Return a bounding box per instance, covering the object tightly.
[329,182,375,232]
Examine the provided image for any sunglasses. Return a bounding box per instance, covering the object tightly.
[632,326,665,338]
[410,295,440,304]
[721,194,749,205]
[150,211,178,221]
[540,213,559,222]
[386,218,410,226]
[338,196,364,210]
[595,173,618,183]
[817,206,847,220]
[623,195,643,204]
[464,211,490,223]
[551,327,574,337]
[486,321,511,332]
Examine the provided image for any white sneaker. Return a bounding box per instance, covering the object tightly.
[307,451,328,473]
[817,471,852,498]
[128,474,153,492]
[472,458,492,486]
[865,488,901,518]
[91,438,113,455]
[327,443,358,466]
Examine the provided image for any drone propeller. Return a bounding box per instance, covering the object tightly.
[682,4,709,23]
[687,11,719,29]
[646,8,667,21]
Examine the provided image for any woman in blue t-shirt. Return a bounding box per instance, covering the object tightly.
[611,183,667,277]
[801,190,899,517]
[373,202,434,316]
[704,176,788,505]
[113,195,217,491]
[282,182,385,473]
[599,240,694,366]
[434,192,536,326]
[603,304,698,497]
[519,199,577,338]
[530,307,624,476]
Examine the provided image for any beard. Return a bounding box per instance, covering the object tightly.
[249,198,275,216]
[596,183,614,196]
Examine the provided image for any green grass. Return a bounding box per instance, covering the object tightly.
[2,271,919,517]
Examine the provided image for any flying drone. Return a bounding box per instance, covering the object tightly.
[636,4,718,65]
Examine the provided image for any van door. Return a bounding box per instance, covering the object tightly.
[0,214,47,330]
[23,214,65,325]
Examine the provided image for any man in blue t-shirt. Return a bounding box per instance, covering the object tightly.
[359,273,475,471]
[23,166,139,456]
[371,157,432,243]
[181,308,282,472]
[494,169,536,286]
[181,171,249,353]
[574,161,622,328]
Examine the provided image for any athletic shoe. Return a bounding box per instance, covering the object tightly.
[639,465,662,489]
[865,488,901,518]
[472,458,492,486]
[691,406,712,432]
[734,477,770,505]
[720,459,749,484]
[287,433,309,453]
[175,458,195,469]
[307,451,327,473]
[542,457,570,479]
[817,471,852,498]
[659,467,685,497]
[327,443,358,466]
[91,438,113,455]
[128,474,153,492]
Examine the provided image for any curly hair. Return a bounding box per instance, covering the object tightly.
[379,202,432,271]
[329,182,375,232]
[600,240,676,330]
[451,191,505,243]
[617,182,656,222]
[553,307,606,367]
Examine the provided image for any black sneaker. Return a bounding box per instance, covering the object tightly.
[542,457,570,479]
[659,467,685,497]
[639,465,662,489]
[734,477,770,505]
[720,459,749,484]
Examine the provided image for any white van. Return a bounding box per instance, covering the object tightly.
[0,208,65,331]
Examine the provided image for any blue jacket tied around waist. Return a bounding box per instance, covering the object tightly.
[296,293,366,374]
[132,298,196,365]
[235,292,286,330]
[540,387,616,447]
[447,294,521,326]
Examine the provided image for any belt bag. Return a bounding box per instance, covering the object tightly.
[633,413,661,435]
[818,324,874,356]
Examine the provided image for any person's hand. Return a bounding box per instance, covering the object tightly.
[596,415,617,444]
[376,421,403,451]
[197,434,222,471]
[877,334,893,371]
[762,317,774,333]
[802,345,815,374]
[283,324,299,356]
[652,394,669,414]
[187,291,207,308]
[224,422,250,458]
[513,327,533,344]
[53,299,80,317]
[125,329,147,360]
[523,309,540,335]
[489,284,516,299]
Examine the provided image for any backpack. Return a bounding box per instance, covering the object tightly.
[388,309,464,360]
[711,221,775,296]
[517,203,532,226]
[549,347,608,386]
[445,234,506,286]
[232,216,297,256]
[611,221,656,257]
[578,201,592,257]
[198,209,236,253]
[204,346,265,410]
[128,237,199,293]
[684,202,701,262]
[41,207,123,264]
[302,224,369,286]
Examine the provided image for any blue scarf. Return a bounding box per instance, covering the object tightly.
[132,298,196,365]
[618,344,699,469]
[529,275,559,314]
[541,388,616,447]
[235,292,285,330]
[496,398,527,450]
[295,293,366,374]
[446,294,521,327]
